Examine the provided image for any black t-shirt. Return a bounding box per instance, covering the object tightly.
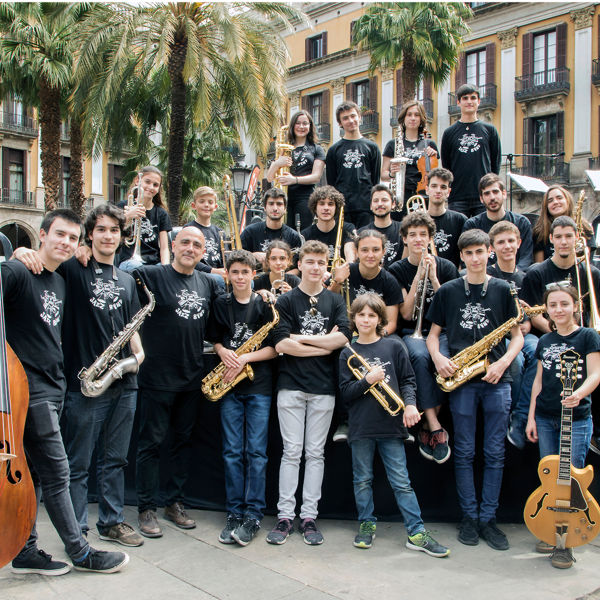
[253,272,300,292]
[339,336,417,442]
[184,220,224,269]
[206,294,276,396]
[287,142,326,203]
[389,256,459,332]
[462,210,533,271]
[325,137,382,214]
[272,287,351,395]
[383,137,438,195]
[2,261,66,401]
[60,258,140,391]
[534,327,600,420]
[118,202,172,265]
[301,221,356,262]
[134,264,220,391]
[241,221,302,254]
[358,221,404,268]
[431,210,467,267]
[347,263,403,306]
[427,277,519,382]
[440,120,501,204]
[486,263,525,296]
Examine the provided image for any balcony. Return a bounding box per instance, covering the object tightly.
[0,111,38,138]
[359,111,379,135]
[316,122,330,143]
[56,196,94,212]
[514,67,570,102]
[0,188,34,206]
[512,158,570,184]
[592,59,600,88]
[389,98,433,127]
[448,83,497,116]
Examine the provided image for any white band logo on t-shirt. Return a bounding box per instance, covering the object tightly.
[353,284,383,299]
[175,289,206,320]
[39,290,62,327]
[541,342,573,371]
[434,230,451,253]
[459,302,491,330]
[384,240,398,262]
[299,309,328,335]
[204,237,221,265]
[231,322,253,348]
[457,133,482,154]
[90,279,125,310]
[140,218,157,243]
[356,356,392,384]
[342,149,365,169]
[293,148,309,169]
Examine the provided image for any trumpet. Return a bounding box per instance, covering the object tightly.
[124,171,144,265]
[410,248,430,340]
[271,270,286,296]
[345,343,405,417]
[406,194,437,256]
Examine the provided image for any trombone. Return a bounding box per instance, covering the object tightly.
[331,205,351,311]
[410,248,430,340]
[406,194,437,256]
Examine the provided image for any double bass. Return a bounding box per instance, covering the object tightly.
[0,267,36,568]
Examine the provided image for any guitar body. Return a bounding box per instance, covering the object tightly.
[416,153,439,194]
[524,454,600,548]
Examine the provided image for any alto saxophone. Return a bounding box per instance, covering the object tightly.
[274,125,295,193]
[201,299,279,401]
[389,126,409,211]
[79,279,155,397]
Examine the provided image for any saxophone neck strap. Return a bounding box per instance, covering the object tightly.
[463,274,490,297]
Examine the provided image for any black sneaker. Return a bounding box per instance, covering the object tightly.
[266,519,294,545]
[406,531,450,558]
[507,416,527,450]
[219,514,243,544]
[418,428,434,461]
[299,518,324,545]
[457,517,479,546]
[353,521,376,549]
[479,520,509,551]
[231,517,260,546]
[430,428,451,464]
[551,547,575,569]
[11,548,71,576]
[590,436,600,456]
[72,548,129,573]
[332,423,349,443]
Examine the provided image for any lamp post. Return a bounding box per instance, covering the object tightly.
[230,153,252,217]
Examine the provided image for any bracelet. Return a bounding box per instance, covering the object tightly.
[388,170,392,178]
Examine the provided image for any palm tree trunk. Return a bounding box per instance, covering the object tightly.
[167,31,188,226]
[69,113,86,218]
[39,78,61,211]
[401,54,419,105]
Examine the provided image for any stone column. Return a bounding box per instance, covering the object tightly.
[289,91,300,117]
[437,79,450,149]
[381,67,394,147]
[331,77,345,143]
[497,27,518,159]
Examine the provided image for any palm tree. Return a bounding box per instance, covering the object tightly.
[351,2,472,105]
[76,2,303,224]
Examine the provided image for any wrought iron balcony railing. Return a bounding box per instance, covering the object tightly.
[448,83,497,116]
[514,67,570,102]
[0,111,38,137]
[389,98,433,127]
[0,188,34,206]
[512,158,570,184]
[316,122,331,143]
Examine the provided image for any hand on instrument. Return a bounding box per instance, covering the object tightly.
[255,289,275,304]
[272,280,291,294]
[389,160,405,175]
[403,405,421,428]
[332,261,350,284]
[12,247,44,274]
[526,417,538,443]
[482,360,506,384]
[75,244,92,267]
[223,356,248,383]
[561,391,582,408]
[124,204,146,222]
[218,347,242,370]
[365,365,385,385]
[432,353,457,378]
[425,146,438,157]
[275,156,292,169]
[278,174,297,186]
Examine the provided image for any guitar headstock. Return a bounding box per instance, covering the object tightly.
[559,349,581,395]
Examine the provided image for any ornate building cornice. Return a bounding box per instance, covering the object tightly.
[570,6,595,30]
[497,27,518,50]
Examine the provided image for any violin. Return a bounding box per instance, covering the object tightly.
[416,136,439,194]
[0,268,36,568]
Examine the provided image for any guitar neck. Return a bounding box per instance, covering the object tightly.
[558,393,573,483]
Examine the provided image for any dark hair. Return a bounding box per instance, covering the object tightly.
[299,239,328,260]
[478,173,504,195]
[400,211,436,238]
[550,215,577,234]
[263,187,287,208]
[288,110,317,145]
[308,185,345,216]
[40,208,82,236]
[354,229,386,251]
[349,292,388,337]
[138,165,165,209]
[370,183,394,203]
[336,101,361,125]
[427,167,453,185]
[265,240,293,269]
[456,83,480,101]
[397,100,427,136]
[225,249,256,271]
[84,203,126,242]
[489,221,520,244]
[458,229,490,251]
[543,284,580,330]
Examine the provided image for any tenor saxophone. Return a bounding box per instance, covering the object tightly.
[201,299,279,401]
[79,279,155,397]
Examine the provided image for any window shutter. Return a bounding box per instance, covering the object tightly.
[485,42,496,86]
[350,20,356,45]
[305,37,310,62]
[522,33,533,77]
[22,149,27,198]
[109,164,115,203]
[423,77,432,100]
[346,83,352,101]
[556,23,567,69]
[301,95,309,111]
[2,148,9,194]
[396,69,403,105]
[322,89,330,124]
[369,76,378,111]
[557,111,564,153]
[455,52,466,88]
[522,117,532,171]
[322,32,328,56]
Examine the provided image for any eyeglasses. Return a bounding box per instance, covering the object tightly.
[545,280,572,291]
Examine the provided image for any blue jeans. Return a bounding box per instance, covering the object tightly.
[16,397,89,562]
[450,381,511,523]
[350,438,425,536]
[508,333,538,422]
[63,388,137,533]
[535,414,593,469]
[220,392,271,520]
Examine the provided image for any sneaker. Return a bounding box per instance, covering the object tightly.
[507,416,527,450]
[266,519,294,545]
[404,432,415,444]
[353,521,376,549]
[299,518,324,545]
[418,428,433,460]
[138,509,162,538]
[333,423,349,443]
[457,517,479,546]
[535,539,555,554]
[406,531,450,558]
[164,502,196,529]
[551,547,575,569]
[479,520,509,551]
[231,517,260,546]
[11,548,71,576]
[72,548,129,573]
[219,514,243,544]
[98,522,144,547]
[430,428,451,464]
[590,436,600,456]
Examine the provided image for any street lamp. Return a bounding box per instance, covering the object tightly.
[230,154,252,212]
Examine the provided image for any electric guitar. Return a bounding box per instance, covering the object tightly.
[524,349,600,548]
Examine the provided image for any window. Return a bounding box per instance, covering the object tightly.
[2,148,24,201]
[305,33,327,61]
[109,164,126,204]
[355,80,370,110]
[308,93,323,125]
[466,48,487,87]
[523,113,563,177]
[533,30,557,84]
[61,157,71,207]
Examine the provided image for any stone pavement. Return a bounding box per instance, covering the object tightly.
[2,504,600,600]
